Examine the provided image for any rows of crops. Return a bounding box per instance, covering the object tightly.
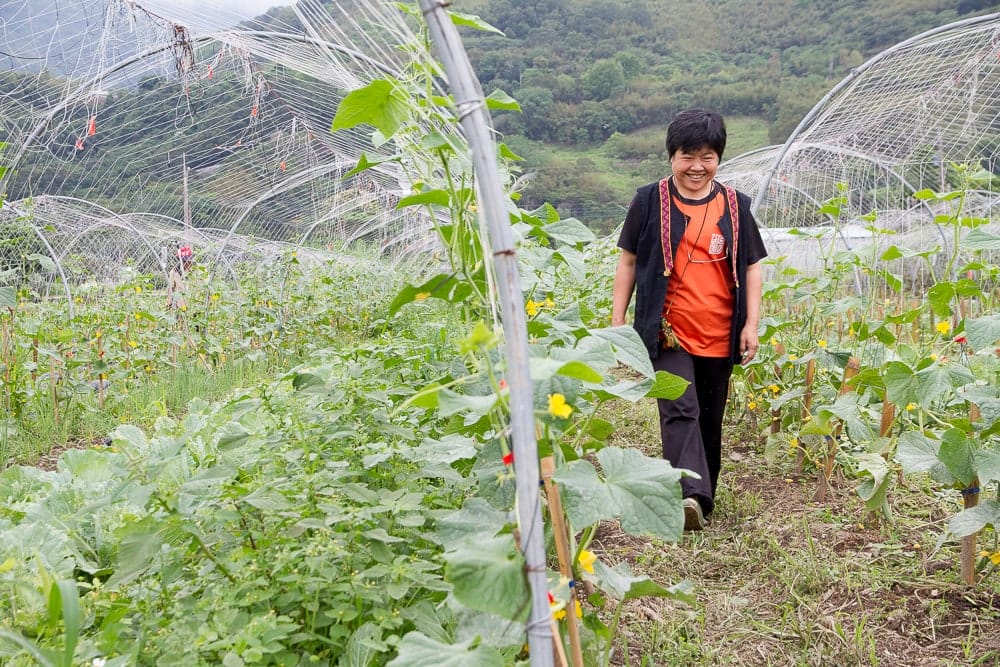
[1,179,999,664]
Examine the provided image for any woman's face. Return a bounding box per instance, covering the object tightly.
[669,145,719,198]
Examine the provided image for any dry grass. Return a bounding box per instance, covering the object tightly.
[591,398,1000,667]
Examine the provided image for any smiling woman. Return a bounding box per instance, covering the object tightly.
[612,108,768,531]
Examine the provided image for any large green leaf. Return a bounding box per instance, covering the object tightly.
[389,274,473,316]
[589,326,655,377]
[25,253,56,274]
[914,363,975,406]
[437,388,497,418]
[946,500,1000,538]
[965,315,1000,351]
[387,632,504,667]
[591,560,695,605]
[443,535,528,620]
[962,227,1000,251]
[645,370,689,400]
[0,286,15,309]
[540,218,596,247]
[938,428,976,487]
[435,497,511,545]
[884,361,917,406]
[895,430,955,485]
[484,89,520,110]
[927,282,956,317]
[855,453,892,520]
[528,357,601,384]
[108,518,167,587]
[976,446,1000,488]
[0,630,57,667]
[396,189,451,209]
[331,79,410,138]
[343,623,382,667]
[47,579,80,667]
[555,447,684,541]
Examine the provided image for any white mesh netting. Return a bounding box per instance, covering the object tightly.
[719,12,1000,278]
[1,0,451,302]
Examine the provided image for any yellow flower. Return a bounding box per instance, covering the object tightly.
[468,203,478,212]
[578,550,596,574]
[906,402,917,411]
[544,297,555,308]
[552,600,582,621]
[818,339,827,348]
[414,292,431,301]
[748,401,757,410]
[526,300,539,317]
[548,393,573,419]
[990,551,1000,566]
[789,354,798,361]
[768,384,780,394]
[127,340,138,349]
[936,320,951,335]
[790,438,799,448]
[930,353,938,361]
[769,336,778,345]
[210,293,220,301]
[180,305,187,311]
[134,286,142,294]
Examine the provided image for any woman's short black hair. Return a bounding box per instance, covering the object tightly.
[666,108,727,159]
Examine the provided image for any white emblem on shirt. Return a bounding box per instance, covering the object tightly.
[708,233,725,256]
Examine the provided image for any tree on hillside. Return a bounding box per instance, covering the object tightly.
[582,59,627,101]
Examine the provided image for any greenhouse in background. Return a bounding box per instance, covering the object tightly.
[2,2,1000,296]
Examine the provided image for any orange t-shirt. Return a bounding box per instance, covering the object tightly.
[663,190,733,357]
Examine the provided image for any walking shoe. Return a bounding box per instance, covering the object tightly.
[683,497,706,531]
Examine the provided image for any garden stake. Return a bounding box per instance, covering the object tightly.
[813,356,859,502]
[770,342,784,436]
[795,358,816,473]
[49,356,59,426]
[961,403,981,585]
[550,618,568,667]
[541,456,584,667]
[879,398,901,483]
[2,320,10,409]
[961,475,980,585]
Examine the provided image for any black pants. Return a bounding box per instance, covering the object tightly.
[652,348,733,516]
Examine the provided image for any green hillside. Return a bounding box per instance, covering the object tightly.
[457,0,1000,231]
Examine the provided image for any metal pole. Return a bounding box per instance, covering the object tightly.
[416,2,553,664]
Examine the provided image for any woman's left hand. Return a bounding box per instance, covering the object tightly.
[739,326,760,365]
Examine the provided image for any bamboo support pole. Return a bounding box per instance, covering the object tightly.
[960,475,980,586]
[770,342,784,436]
[541,457,584,667]
[550,619,568,667]
[961,403,981,585]
[418,2,553,663]
[49,356,59,426]
[813,357,860,502]
[879,398,895,438]
[795,358,816,473]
